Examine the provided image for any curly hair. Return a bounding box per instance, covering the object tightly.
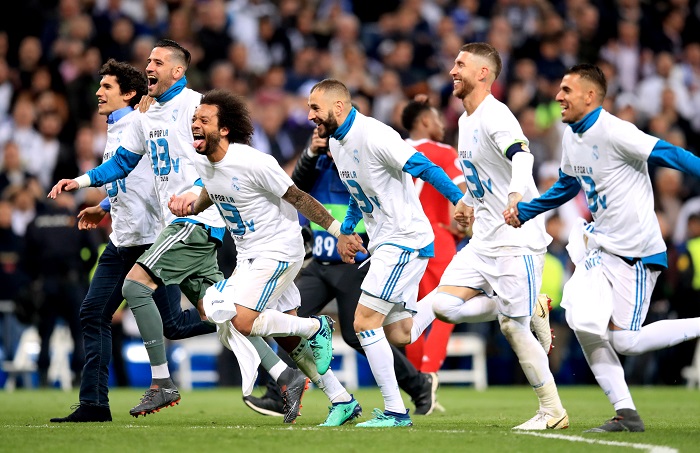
[98,59,147,108]
[200,89,254,145]
[401,99,432,132]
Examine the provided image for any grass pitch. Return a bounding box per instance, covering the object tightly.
[1,385,698,453]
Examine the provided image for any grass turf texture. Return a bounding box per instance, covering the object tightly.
[1,386,698,453]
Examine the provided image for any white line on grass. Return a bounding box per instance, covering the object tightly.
[515,431,678,453]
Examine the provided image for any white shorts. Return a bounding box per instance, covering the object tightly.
[600,251,660,331]
[361,244,429,313]
[217,258,302,313]
[440,244,544,318]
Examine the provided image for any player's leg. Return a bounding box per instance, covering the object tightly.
[156,284,215,340]
[51,241,135,422]
[124,223,216,417]
[492,254,567,430]
[404,265,437,368]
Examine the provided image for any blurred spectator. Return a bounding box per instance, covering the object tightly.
[22,192,97,387]
[250,89,297,169]
[0,141,39,196]
[636,52,694,127]
[36,111,74,190]
[0,95,43,177]
[8,180,42,237]
[0,58,13,124]
[196,0,234,72]
[0,199,26,304]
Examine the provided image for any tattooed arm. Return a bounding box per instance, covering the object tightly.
[282,184,336,231]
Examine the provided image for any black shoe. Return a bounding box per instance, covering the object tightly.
[585,408,645,432]
[279,369,310,423]
[242,393,285,417]
[412,372,439,416]
[50,404,112,423]
[129,384,181,418]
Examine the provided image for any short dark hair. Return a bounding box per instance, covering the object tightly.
[460,42,502,80]
[98,59,147,108]
[401,99,432,132]
[200,89,254,145]
[154,39,191,68]
[566,63,607,100]
[310,78,351,103]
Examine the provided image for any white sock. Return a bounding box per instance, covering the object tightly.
[410,294,437,343]
[250,310,319,338]
[358,327,405,414]
[575,330,635,410]
[433,292,498,324]
[610,318,700,355]
[268,361,287,382]
[499,315,564,415]
[290,339,350,403]
[151,363,170,379]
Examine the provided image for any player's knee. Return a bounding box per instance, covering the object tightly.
[235,318,253,336]
[432,292,460,323]
[610,330,641,356]
[499,315,528,339]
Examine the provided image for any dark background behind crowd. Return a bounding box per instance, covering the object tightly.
[1,0,700,389]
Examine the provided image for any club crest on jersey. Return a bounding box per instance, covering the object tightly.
[592,145,599,160]
[472,129,478,144]
[231,177,240,191]
[171,109,178,122]
[353,149,360,164]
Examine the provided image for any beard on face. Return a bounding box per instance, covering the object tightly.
[453,78,474,100]
[197,130,221,156]
[316,112,339,138]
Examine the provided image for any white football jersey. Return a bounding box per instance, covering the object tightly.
[560,109,664,258]
[457,94,550,256]
[103,108,160,247]
[119,87,224,229]
[329,112,434,253]
[193,143,305,262]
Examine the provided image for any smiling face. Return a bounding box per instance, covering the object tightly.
[307,89,340,139]
[145,46,183,97]
[555,73,596,124]
[449,51,479,100]
[95,75,131,116]
[192,103,224,157]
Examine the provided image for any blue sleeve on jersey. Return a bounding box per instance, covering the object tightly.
[87,146,143,186]
[648,140,700,178]
[341,196,363,235]
[517,170,581,223]
[194,178,204,187]
[403,152,463,205]
[99,197,111,212]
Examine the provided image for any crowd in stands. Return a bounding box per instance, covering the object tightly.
[2,0,700,387]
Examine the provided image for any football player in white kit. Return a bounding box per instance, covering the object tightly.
[48,40,317,422]
[426,42,569,431]
[307,79,464,428]
[171,89,359,426]
[506,63,700,432]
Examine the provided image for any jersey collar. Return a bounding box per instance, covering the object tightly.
[106,106,134,124]
[331,107,356,141]
[155,76,187,104]
[569,106,602,134]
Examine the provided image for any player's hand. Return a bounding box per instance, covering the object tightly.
[503,192,523,228]
[337,233,367,264]
[453,200,474,229]
[169,192,198,217]
[138,95,155,113]
[309,127,329,155]
[48,179,79,199]
[77,205,108,230]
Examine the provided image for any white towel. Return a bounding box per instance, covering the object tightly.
[561,218,613,336]
[203,285,259,396]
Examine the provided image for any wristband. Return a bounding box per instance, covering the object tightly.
[74,174,91,189]
[327,219,341,238]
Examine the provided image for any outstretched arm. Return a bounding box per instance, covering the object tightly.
[403,152,463,205]
[505,170,581,227]
[648,140,700,177]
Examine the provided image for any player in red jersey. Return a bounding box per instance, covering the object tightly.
[402,99,466,381]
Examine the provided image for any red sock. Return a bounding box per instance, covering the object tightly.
[405,333,425,369]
